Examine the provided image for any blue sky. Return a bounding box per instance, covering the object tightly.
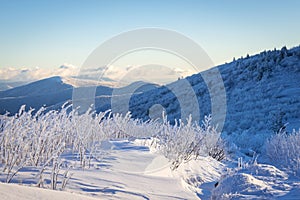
[1,0,300,69]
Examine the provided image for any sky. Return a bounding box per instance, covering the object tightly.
[0,0,300,81]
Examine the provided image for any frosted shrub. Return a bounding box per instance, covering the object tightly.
[0,106,35,182]
[101,112,132,138]
[0,106,111,187]
[265,129,300,175]
[154,114,225,170]
[71,109,109,168]
[0,104,225,187]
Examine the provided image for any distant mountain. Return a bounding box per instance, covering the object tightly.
[0,80,30,91]
[0,76,71,98]
[0,76,73,114]
[0,76,159,115]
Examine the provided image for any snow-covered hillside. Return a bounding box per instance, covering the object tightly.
[129,46,300,137]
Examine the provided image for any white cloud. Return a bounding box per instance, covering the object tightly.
[0,64,79,82]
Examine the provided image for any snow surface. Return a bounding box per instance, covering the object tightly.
[1,139,299,199]
[0,139,221,199]
[0,182,97,200]
[212,163,300,200]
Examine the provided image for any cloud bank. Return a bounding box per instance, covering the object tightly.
[0,63,194,88]
[0,64,79,82]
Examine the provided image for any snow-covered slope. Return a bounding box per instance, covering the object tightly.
[129,46,300,136]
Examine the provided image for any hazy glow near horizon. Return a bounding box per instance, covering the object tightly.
[0,0,300,72]
[106,49,197,85]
